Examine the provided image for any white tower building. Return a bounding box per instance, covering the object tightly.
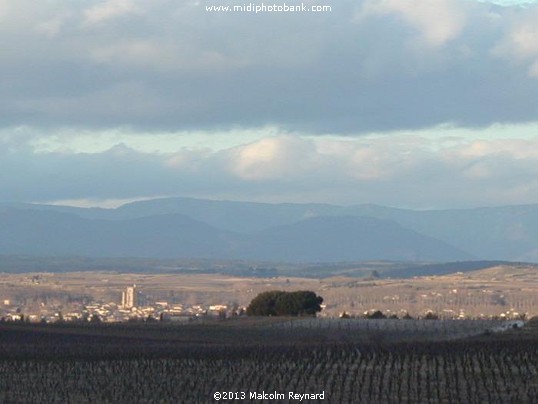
[121,285,137,309]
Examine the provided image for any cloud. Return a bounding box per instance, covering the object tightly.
[83,0,141,26]
[2,1,538,210]
[227,136,319,180]
[359,0,467,48]
[492,8,538,76]
[88,40,247,72]
[2,131,538,209]
[0,1,537,134]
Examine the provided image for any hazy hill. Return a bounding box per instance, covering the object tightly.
[0,208,238,259]
[245,216,470,262]
[110,198,538,262]
[343,204,538,262]
[114,198,338,232]
[0,206,467,263]
[5,197,538,262]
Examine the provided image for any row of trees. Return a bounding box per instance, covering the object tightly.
[246,291,323,317]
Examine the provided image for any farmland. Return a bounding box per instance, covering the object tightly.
[2,263,538,320]
[1,263,537,402]
[0,318,537,403]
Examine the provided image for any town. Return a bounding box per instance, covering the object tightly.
[1,284,244,324]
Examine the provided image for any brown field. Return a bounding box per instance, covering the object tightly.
[1,264,537,319]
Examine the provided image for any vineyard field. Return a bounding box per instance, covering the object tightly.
[0,320,536,403]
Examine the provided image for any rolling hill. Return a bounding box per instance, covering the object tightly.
[4,197,538,262]
[0,205,468,263]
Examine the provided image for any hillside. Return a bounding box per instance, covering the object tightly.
[0,206,466,263]
[5,197,538,262]
[246,216,469,262]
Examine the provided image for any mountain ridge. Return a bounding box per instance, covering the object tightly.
[0,205,468,263]
[4,197,538,262]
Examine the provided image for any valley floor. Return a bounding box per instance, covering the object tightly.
[1,264,538,320]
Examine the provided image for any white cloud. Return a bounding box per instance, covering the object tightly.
[47,197,157,209]
[35,15,68,37]
[359,0,467,48]
[165,148,212,171]
[228,136,319,180]
[509,24,538,58]
[452,139,538,159]
[491,8,538,76]
[83,0,141,26]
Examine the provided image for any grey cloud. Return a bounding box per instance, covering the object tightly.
[0,1,538,133]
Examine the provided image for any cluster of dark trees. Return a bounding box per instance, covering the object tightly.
[341,310,440,320]
[246,290,323,317]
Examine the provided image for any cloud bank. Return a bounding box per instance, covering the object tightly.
[1,0,538,208]
[0,0,537,133]
[2,130,538,209]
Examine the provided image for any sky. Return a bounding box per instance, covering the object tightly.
[1,0,538,209]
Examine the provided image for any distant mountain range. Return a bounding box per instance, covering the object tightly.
[2,197,538,263]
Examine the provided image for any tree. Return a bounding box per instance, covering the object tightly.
[365,310,386,319]
[246,290,323,317]
[90,314,101,323]
[246,291,281,316]
[424,312,439,320]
